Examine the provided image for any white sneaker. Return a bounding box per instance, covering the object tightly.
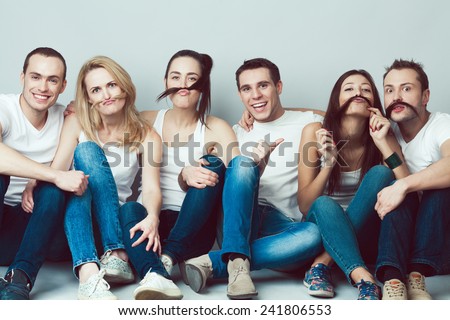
[100,250,135,284]
[161,254,173,275]
[133,271,183,300]
[407,272,432,300]
[78,270,117,300]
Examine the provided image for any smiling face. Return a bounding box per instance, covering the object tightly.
[238,67,284,123]
[165,56,202,110]
[383,68,430,123]
[20,54,66,113]
[338,74,374,117]
[84,67,126,117]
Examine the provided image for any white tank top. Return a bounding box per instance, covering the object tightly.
[326,168,361,209]
[79,131,139,205]
[147,109,206,211]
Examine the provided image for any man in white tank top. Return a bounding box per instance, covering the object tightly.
[0,48,88,300]
[375,59,450,300]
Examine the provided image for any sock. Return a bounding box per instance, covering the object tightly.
[380,266,404,283]
[228,253,248,262]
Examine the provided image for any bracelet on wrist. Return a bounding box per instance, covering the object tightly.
[385,152,403,169]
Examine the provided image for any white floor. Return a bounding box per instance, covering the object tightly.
[1,262,450,300]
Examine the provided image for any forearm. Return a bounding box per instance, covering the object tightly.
[401,158,450,193]
[298,167,332,214]
[0,143,58,183]
[141,189,162,219]
[178,168,189,191]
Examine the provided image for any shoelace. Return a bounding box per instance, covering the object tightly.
[409,276,426,290]
[87,270,110,297]
[386,282,405,297]
[100,250,112,264]
[310,264,331,281]
[232,265,248,279]
[358,280,378,299]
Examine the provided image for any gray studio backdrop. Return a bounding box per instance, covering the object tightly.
[1,0,448,124]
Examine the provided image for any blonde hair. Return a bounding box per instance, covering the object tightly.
[75,56,151,149]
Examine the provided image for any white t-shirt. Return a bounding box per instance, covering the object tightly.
[392,112,450,174]
[234,110,323,221]
[78,132,139,205]
[0,93,64,206]
[141,109,206,211]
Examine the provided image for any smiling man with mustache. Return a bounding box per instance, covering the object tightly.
[374,59,450,300]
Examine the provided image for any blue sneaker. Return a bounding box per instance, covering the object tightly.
[303,263,334,298]
[356,279,381,300]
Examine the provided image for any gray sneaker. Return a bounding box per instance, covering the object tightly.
[227,258,257,299]
[185,254,213,293]
[100,250,135,284]
[78,270,117,300]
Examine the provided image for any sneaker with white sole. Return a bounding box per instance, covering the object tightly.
[78,270,117,300]
[100,251,135,284]
[382,279,408,300]
[407,272,432,300]
[303,263,334,298]
[133,271,183,300]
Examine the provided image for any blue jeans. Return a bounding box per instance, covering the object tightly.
[119,154,225,279]
[306,165,394,283]
[0,174,69,287]
[209,156,323,278]
[376,187,450,279]
[64,142,124,275]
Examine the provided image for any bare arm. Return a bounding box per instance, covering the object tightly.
[0,120,86,193]
[375,139,450,218]
[129,129,163,252]
[368,107,409,179]
[297,122,334,214]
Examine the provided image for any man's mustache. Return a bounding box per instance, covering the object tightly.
[337,95,373,115]
[385,101,419,119]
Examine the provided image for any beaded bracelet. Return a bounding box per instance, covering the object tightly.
[385,152,403,169]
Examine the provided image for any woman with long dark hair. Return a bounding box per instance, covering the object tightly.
[298,70,409,300]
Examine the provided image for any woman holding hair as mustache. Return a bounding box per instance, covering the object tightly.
[297,70,409,300]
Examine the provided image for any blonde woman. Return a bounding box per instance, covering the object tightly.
[48,56,162,299]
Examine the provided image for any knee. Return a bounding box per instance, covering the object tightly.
[119,201,147,227]
[201,154,225,177]
[226,155,259,184]
[35,182,65,205]
[73,141,107,171]
[365,165,394,183]
[309,196,338,217]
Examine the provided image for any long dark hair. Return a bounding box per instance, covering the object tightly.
[323,69,384,195]
[157,49,213,126]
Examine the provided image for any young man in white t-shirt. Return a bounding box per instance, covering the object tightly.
[184,58,324,299]
[374,59,450,300]
[0,47,88,300]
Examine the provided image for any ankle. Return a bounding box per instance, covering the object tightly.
[228,253,248,262]
[5,269,31,289]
